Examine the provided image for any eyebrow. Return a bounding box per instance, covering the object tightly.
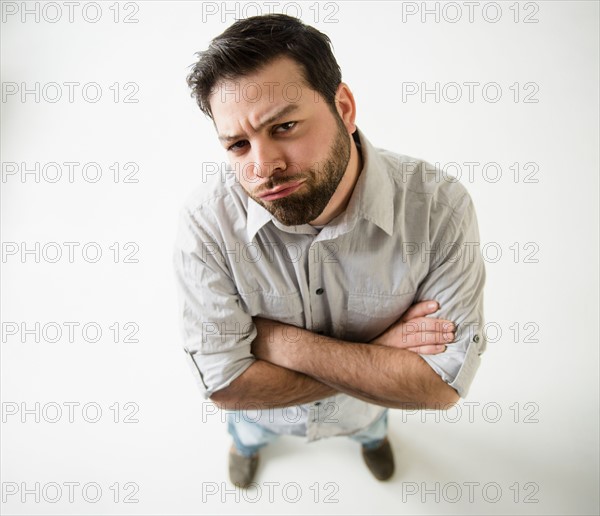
[218,104,300,143]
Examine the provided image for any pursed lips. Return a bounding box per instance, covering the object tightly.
[256,179,306,201]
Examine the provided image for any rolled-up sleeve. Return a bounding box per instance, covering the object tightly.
[416,190,487,398]
[173,206,256,399]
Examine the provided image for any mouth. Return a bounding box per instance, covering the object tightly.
[257,180,306,201]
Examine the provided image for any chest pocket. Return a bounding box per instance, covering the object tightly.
[238,290,305,327]
[342,291,416,343]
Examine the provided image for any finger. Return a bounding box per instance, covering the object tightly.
[406,344,447,355]
[400,300,440,322]
[402,317,455,333]
[401,331,455,348]
[385,333,455,349]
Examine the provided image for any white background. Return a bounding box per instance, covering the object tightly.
[1,1,598,515]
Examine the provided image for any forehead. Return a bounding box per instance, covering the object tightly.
[209,56,317,133]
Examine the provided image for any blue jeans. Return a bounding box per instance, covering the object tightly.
[228,410,389,457]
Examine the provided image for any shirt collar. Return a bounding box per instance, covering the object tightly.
[342,127,395,236]
[246,127,395,241]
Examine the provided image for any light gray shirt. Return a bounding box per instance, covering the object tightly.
[173,128,486,442]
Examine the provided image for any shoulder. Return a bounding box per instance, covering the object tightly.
[376,146,472,214]
[178,171,249,234]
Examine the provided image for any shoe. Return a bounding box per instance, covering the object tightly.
[228,446,259,488]
[361,437,395,481]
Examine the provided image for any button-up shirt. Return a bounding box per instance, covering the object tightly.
[173,128,486,442]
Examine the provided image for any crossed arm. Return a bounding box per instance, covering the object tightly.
[210,300,460,411]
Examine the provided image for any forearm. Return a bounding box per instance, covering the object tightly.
[210,358,337,410]
[253,318,459,409]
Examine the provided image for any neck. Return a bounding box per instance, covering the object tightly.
[309,135,363,226]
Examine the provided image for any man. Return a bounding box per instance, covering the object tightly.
[174,14,486,488]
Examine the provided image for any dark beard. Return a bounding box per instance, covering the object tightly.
[252,118,352,226]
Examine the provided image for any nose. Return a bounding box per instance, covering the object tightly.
[250,141,286,180]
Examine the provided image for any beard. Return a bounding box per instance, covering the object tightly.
[248,116,352,226]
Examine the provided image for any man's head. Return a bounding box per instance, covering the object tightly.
[187,14,341,120]
[187,15,360,226]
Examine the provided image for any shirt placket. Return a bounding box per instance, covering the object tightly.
[305,236,333,440]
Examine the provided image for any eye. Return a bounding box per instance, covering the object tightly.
[273,121,297,133]
[227,140,248,152]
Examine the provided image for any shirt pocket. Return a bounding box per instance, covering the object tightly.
[238,290,305,327]
[343,291,416,343]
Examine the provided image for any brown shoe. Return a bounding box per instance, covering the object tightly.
[361,437,395,481]
[228,446,259,488]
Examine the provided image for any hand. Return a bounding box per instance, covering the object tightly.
[251,317,301,368]
[371,300,455,355]
[251,317,280,362]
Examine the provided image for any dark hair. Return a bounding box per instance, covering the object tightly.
[186,14,342,119]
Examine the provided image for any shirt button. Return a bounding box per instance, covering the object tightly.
[314,402,321,406]
[315,288,324,295]
[473,334,480,343]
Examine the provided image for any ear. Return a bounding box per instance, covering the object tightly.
[334,82,357,134]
